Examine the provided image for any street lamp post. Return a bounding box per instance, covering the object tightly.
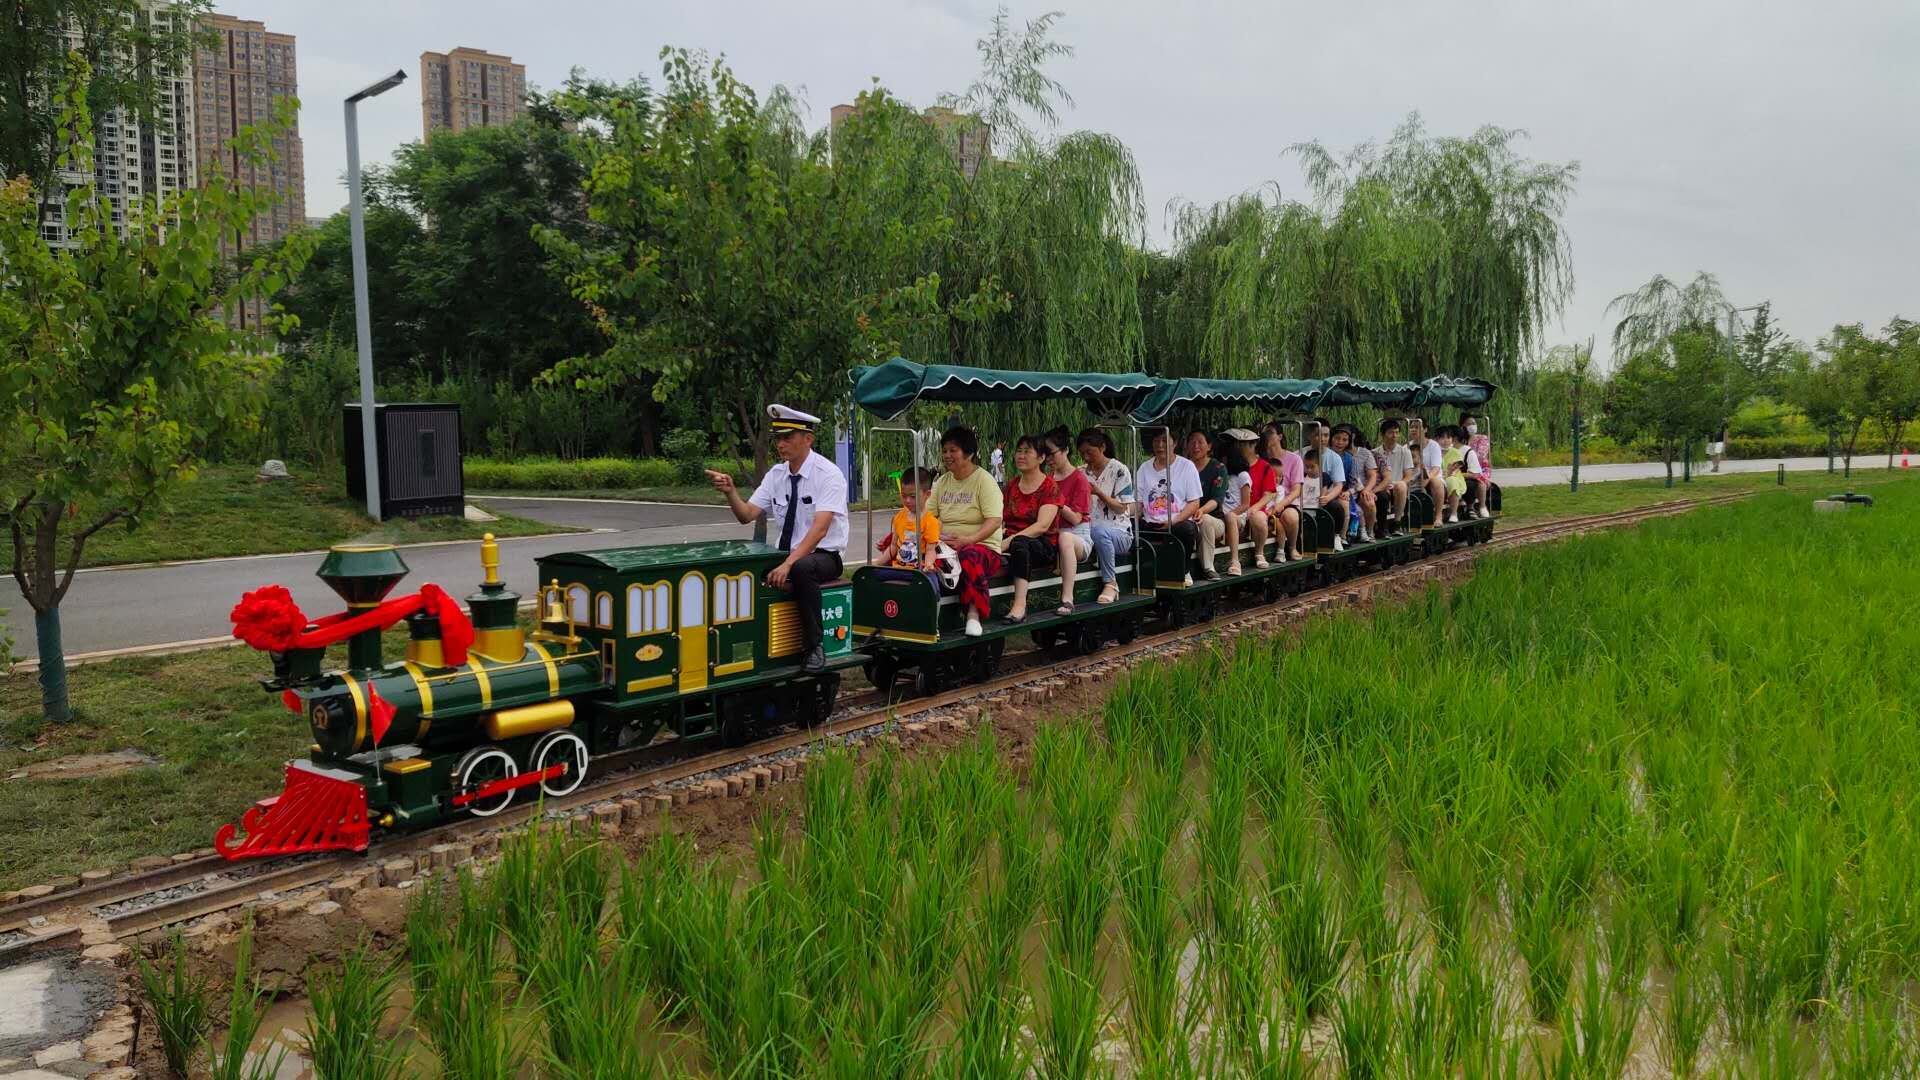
[346,69,407,522]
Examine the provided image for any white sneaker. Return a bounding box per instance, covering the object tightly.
[1447,513,1459,524]
[1253,555,1270,569]
[1227,562,1244,577]
[1182,573,1194,587]
[1477,506,1490,519]
[1360,528,1373,543]
[965,615,983,637]
[1333,536,1346,552]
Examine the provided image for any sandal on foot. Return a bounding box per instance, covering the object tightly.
[1055,603,1074,617]
[1096,585,1119,605]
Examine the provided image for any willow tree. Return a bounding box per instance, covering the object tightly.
[1150,114,1578,386]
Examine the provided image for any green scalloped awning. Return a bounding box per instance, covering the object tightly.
[1415,375,1499,409]
[851,358,1160,419]
[1320,377,1427,409]
[1129,377,1330,423]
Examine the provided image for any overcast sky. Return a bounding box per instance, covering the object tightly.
[252,0,1917,367]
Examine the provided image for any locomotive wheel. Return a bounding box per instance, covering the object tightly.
[1114,616,1138,645]
[453,746,519,817]
[530,731,590,797]
[1030,626,1060,651]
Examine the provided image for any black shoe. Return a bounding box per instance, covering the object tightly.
[801,646,826,674]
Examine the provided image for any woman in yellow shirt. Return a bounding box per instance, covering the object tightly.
[929,425,1004,637]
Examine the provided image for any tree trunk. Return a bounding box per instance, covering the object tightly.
[1663,443,1674,488]
[34,606,69,724]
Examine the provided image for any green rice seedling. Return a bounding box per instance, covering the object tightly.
[1556,933,1642,1078]
[1034,721,1122,1080]
[1115,749,1192,1075]
[1739,999,1809,1078]
[1512,885,1574,1024]
[407,870,521,1079]
[1333,971,1396,1080]
[207,920,286,1080]
[1646,823,1711,965]
[1827,984,1914,1079]
[1410,825,1476,965]
[304,942,406,1080]
[1658,951,1716,1080]
[613,828,698,1013]
[1263,798,1343,1019]
[946,775,1042,1079]
[1439,931,1503,1074]
[137,930,212,1077]
[1774,821,1839,1016]
[1399,968,1449,1079]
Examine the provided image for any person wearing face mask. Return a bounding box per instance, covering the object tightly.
[1458,413,1492,518]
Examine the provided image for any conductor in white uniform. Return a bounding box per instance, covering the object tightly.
[707,405,849,674]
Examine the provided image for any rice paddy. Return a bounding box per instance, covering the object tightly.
[188,485,1918,1076]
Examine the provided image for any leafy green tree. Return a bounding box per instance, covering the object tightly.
[1149,115,1578,384]
[1790,324,1879,472]
[1737,301,1793,400]
[1870,317,1920,468]
[0,0,210,197]
[0,61,312,724]
[1603,330,1733,483]
[277,201,425,359]
[937,4,1074,157]
[1520,342,1598,450]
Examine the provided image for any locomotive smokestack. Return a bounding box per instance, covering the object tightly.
[317,545,409,672]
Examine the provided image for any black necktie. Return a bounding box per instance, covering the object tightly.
[777,472,802,550]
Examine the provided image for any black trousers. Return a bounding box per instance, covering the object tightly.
[783,550,843,653]
[1005,534,1056,580]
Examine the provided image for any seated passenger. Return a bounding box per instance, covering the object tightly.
[1409,417,1446,526]
[1378,418,1414,531]
[930,424,1004,637]
[1307,421,1348,550]
[1298,450,1324,511]
[1076,427,1135,605]
[1001,433,1061,623]
[1138,428,1205,587]
[1335,424,1378,543]
[1460,412,1492,518]
[1262,424,1304,561]
[1221,428,1274,574]
[1184,429,1228,580]
[1439,424,1469,523]
[873,466,941,583]
[1043,426,1090,615]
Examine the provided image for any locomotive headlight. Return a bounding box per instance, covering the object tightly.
[307,695,356,755]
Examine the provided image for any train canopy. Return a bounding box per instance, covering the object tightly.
[1129,377,1329,423]
[852,357,1160,420]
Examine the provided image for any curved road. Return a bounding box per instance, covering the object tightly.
[2,457,1898,662]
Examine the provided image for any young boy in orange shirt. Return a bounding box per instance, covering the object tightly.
[875,467,941,574]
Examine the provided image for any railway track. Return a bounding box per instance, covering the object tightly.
[3,494,1742,939]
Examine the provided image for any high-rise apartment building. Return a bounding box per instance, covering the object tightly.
[420,48,527,137]
[38,1,198,248]
[192,13,305,328]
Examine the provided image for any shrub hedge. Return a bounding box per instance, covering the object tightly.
[464,456,751,491]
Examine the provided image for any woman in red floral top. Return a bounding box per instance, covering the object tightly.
[1001,433,1060,623]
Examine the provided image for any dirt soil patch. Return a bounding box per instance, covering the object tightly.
[5,749,160,783]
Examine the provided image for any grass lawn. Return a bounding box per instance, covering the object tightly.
[0,638,357,891]
[1497,465,1908,524]
[0,465,577,570]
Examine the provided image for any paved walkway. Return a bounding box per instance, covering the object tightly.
[2,459,1899,663]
